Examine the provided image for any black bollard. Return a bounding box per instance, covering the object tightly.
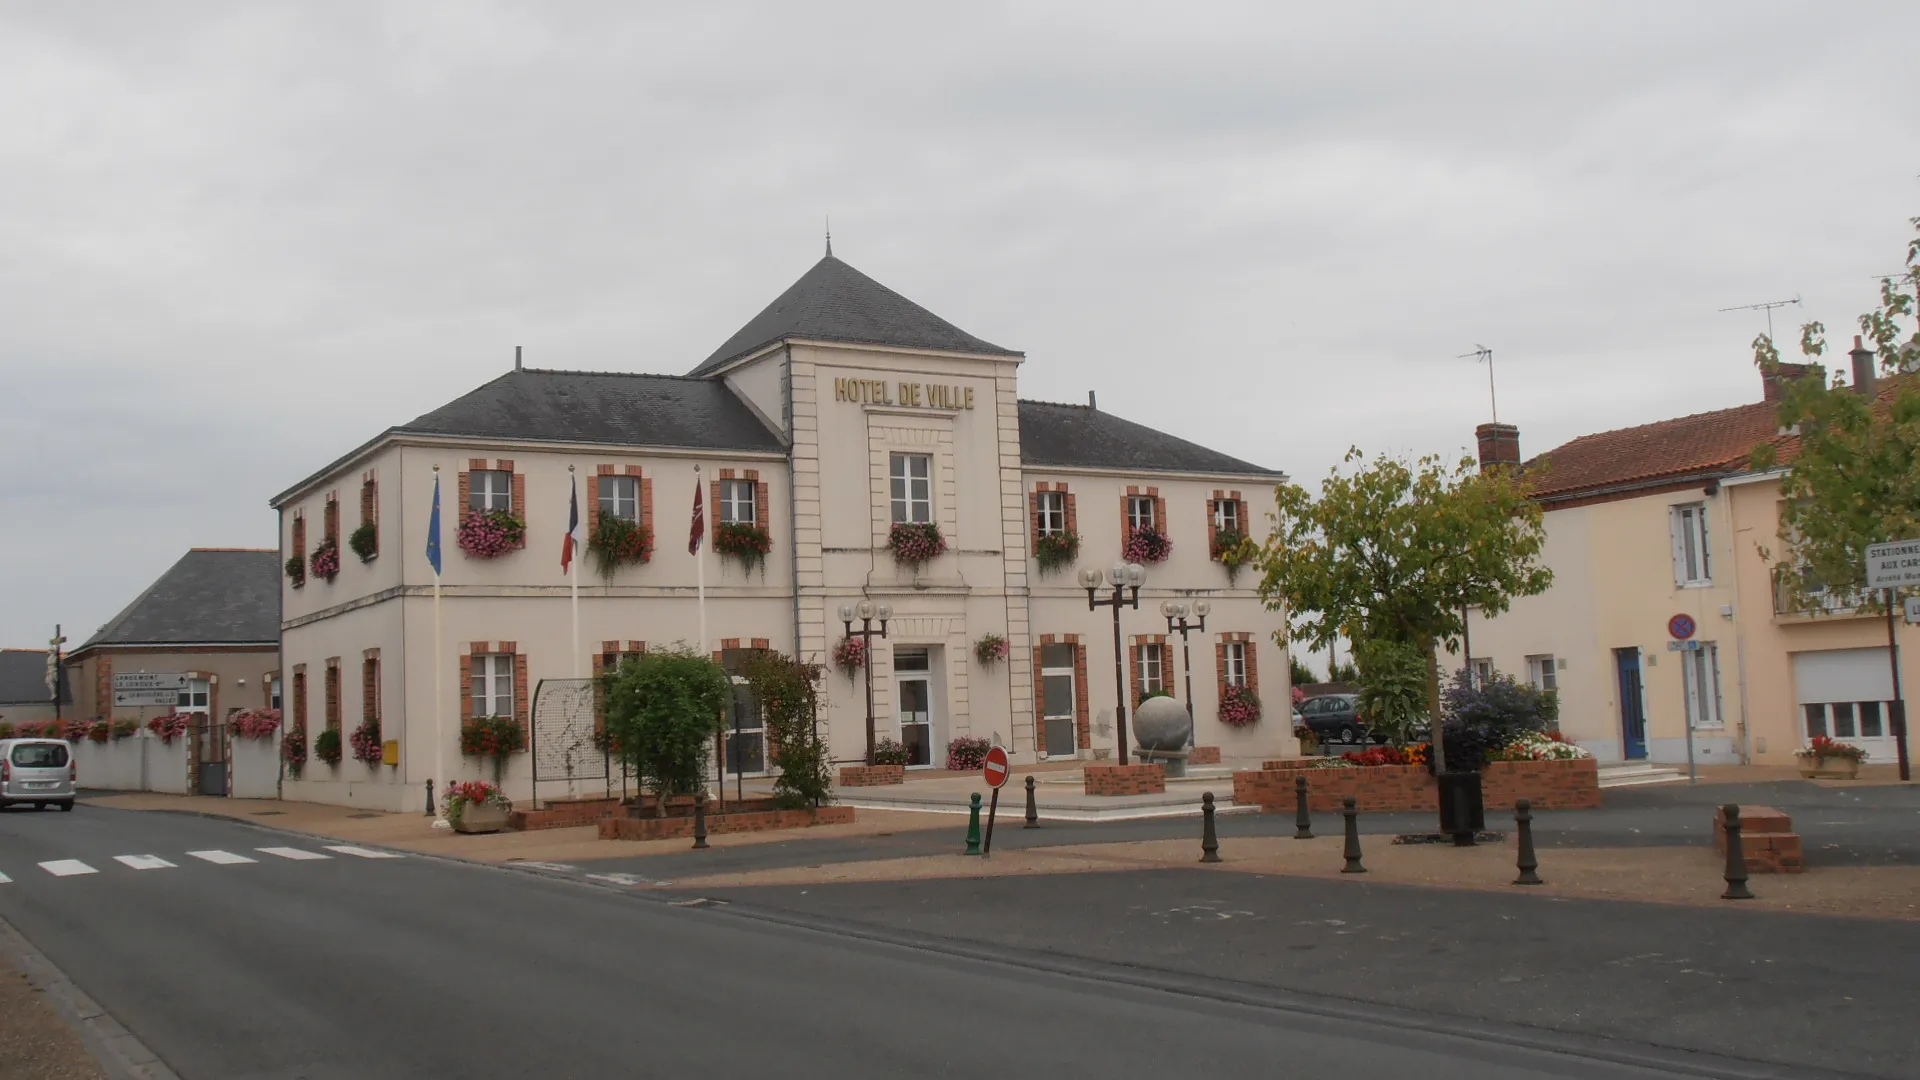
[1200,792,1221,863]
[1513,799,1542,885]
[1293,774,1313,839]
[425,778,435,817]
[1341,796,1366,874]
[1023,774,1039,829]
[692,792,710,850]
[1721,804,1753,900]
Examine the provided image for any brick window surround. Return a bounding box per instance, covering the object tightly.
[593,640,648,730]
[589,464,654,539]
[290,665,307,735]
[712,469,771,528]
[358,470,379,559]
[710,637,774,664]
[1033,634,1092,750]
[458,459,527,549]
[263,669,280,710]
[1030,482,1078,550]
[323,658,341,732]
[289,513,307,588]
[1216,632,1261,700]
[1206,490,1250,559]
[323,493,340,550]
[361,649,380,727]
[1129,635,1171,706]
[1122,485,1168,547]
[461,641,530,734]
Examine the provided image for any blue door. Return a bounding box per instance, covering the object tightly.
[1615,647,1647,760]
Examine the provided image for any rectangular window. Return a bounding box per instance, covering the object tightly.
[269,677,282,712]
[1139,643,1165,696]
[1128,495,1157,532]
[1036,491,1067,536]
[1213,499,1240,533]
[720,648,770,775]
[1471,658,1494,686]
[1526,654,1558,693]
[1682,643,1722,729]
[1672,502,1711,585]
[1223,642,1248,687]
[890,453,932,524]
[1803,703,1828,739]
[470,654,515,718]
[720,479,757,525]
[471,469,513,513]
[1859,701,1884,738]
[597,476,639,522]
[176,679,211,716]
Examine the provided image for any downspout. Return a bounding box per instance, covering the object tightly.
[1719,483,1753,764]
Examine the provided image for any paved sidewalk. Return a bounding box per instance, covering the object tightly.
[85,793,946,864]
[0,955,104,1080]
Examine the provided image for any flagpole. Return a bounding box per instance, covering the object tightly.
[569,466,581,681]
[431,466,449,829]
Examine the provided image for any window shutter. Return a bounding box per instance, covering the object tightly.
[1669,506,1687,585]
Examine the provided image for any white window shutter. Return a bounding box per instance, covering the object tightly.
[1669,506,1687,585]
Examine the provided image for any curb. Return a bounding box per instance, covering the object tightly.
[0,915,182,1080]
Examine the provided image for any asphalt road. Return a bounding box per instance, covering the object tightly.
[0,803,1857,1080]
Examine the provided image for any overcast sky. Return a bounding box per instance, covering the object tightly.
[2,2,1916,658]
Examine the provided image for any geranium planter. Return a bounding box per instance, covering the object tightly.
[1798,757,1860,780]
[454,803,509,834]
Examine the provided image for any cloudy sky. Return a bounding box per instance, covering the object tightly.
[2,1,1916,655]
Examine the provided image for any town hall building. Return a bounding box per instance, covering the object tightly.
[271,251,1289,809]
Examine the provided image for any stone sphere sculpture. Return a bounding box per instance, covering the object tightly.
[1133,694,1191,753]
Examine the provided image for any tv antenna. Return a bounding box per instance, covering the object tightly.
[1456,345,1496,423]
[1717,295,1800,342]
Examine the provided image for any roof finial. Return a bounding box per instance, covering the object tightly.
[825,215,832,258]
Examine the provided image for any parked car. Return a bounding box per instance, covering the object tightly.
[0,738,76,811]
[1297,695,1431,745]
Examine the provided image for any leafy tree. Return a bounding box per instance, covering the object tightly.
[740,651,835,810]
[1255,449,1553,772]
[604,647,732,816]
[1353,638,1427,744]
[1753,215,1920,614]
[1328,659,1360,684]
[1288,655,1318,687]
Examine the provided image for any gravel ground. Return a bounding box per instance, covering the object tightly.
[0,957,103,1080]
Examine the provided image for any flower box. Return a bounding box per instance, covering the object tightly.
[454,803,509,834]
[1798,758,1860,780]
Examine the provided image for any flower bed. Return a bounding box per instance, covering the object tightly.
[458,509,525,559]
[1124,527,1171,564]
[871,737,909,766]
[888,522,947,568]
[1234,756,1601,813]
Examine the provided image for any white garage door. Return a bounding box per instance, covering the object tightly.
[1792,648,1898,759]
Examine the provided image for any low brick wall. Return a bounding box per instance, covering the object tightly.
[838,764,905,787]
[1712,804,1804,873]
[1234,758,1602,813]
[1084,763,1166,796]
[599,805,856,841]
[1188,746,1222,766]
[509,797,623,831]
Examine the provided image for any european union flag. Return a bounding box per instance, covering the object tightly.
[426,474,443,576]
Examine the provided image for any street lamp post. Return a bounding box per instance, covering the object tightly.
[840,600,892,765]
[1161,600,1210,734]
[1081,563,1146,765]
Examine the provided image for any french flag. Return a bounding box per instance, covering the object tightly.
[561,475,580,573]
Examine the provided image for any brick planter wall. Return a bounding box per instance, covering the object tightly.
[599,805,855,841]
[1084,763,1166,796]
[1234,758,1601,813]
[838,764,906,787]
[508,797,623,831]
[1188,746,1222,765]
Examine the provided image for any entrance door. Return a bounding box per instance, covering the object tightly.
[1615,648,1647,760]
[895,648,933,767]
[719,649,769,778]
[1040,643,1078,758]
[197,716,229,797]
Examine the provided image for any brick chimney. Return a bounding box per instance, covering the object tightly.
[1762,361,1822,402]
[1850,335,1876,396]
[1475,422,1520,472]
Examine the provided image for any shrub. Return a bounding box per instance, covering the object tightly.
[313,728,342,766]
[1034,530,1079,576]
[349,720,383,765]
[604,647,733,817]
[348,520,379,562]
[739,651,833,810]
[714,521,773,577]
[1124,526,1171,564]
[0,721,12,739]
[1218,684,1262,727]
[945,736,993,772]
[459,715,527,782]
[1437,669,1556,772]
[888,522,947,568]
[872,737,910,766]
[1354,638,1427,745]
[588,515,653,580]
[443,780,510,827]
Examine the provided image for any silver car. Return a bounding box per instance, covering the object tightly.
[0,738,77,811]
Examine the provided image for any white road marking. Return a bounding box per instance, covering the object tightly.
[257,847,330,861]
[187,850,257,865]
[322,845,403,859]
[39,860,97,877]
[113,855,177,871]
[0,871,11,884]
[585,872,651,886]
[516,861,578,873]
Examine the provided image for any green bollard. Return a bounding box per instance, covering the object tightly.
[964,792,983,856]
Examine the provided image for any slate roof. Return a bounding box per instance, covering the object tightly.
[689,255,1022,376]
[0,650,71,706]
[76,550,282,652]
[1018,400,1281,477]
[395,369,786,453]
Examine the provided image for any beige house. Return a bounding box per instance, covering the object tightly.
[271,251,1291,810]
[1466,344,1914,771]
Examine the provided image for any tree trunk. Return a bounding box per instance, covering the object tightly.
[1424,636,1448,774]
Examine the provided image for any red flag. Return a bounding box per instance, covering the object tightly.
[688,480,705,555]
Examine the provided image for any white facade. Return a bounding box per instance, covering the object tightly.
[271,259,1292,808]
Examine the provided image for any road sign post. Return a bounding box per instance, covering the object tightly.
[1866,541,1917,782]
[1669,614,1698,783]
[981,745,1011,857]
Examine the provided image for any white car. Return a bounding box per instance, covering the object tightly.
[0,737,77,811]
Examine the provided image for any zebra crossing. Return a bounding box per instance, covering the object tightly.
[0,844,404,882]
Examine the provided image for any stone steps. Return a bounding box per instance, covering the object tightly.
[1597,763,1687,788]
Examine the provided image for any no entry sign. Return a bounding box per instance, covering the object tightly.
[982,745,1011,789]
